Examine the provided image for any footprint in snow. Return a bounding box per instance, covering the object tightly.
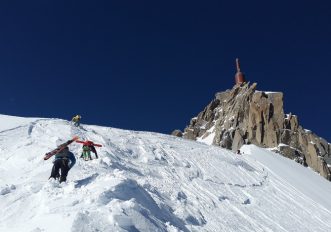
[218,196,230,202]
[242,198,251,205]
[0,184,16,195]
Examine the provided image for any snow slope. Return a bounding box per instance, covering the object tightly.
[1,114,331,232]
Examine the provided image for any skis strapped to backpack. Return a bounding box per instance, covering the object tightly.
[76,140,102,147]
[43,136,79,160]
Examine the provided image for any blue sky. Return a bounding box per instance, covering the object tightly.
[1,1,330,142]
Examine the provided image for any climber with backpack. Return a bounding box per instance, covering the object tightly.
[76,140,102,161]
[45,138,77,183]
[72,115,82,127]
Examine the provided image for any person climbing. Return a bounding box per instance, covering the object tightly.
[236,149,241,155]
[76,140,102,161]
[48,139,77,183]
[72,115,82,127]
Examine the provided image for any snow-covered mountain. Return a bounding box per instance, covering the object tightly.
[1,114,331,232]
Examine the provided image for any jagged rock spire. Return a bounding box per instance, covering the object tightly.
[180,83,331,181]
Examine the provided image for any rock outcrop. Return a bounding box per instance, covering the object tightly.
[171,129,183,137]
[180,83,331,180]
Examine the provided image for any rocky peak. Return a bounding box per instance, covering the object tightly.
[177,83,331,180]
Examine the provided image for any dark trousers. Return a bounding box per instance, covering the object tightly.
[50,159,69,183]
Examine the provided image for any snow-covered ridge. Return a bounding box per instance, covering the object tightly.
[1,114,331,232]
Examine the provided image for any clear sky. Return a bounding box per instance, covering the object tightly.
[1,1,330,142]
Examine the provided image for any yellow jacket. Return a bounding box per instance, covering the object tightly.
[72,115,81,122]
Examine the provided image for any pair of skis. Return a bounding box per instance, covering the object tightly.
[75,140,102,147]
[43,136,79,160]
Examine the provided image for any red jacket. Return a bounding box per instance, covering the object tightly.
[76,140,102,154]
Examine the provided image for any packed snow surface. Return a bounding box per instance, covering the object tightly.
[1,115,331,232]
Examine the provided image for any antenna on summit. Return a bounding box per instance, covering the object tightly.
[236,58,241,72]
[234,58,246,85]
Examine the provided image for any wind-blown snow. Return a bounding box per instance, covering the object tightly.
[1,114,331,232]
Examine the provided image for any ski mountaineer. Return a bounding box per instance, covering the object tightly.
[72,114,82,127]
[76,140,102,161]
[46,139,77,183]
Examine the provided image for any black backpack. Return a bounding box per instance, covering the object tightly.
[55,147,69,159]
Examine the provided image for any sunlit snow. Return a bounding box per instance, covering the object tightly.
[1,114,331,232]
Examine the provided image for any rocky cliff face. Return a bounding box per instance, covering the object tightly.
[177,83,331,180]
